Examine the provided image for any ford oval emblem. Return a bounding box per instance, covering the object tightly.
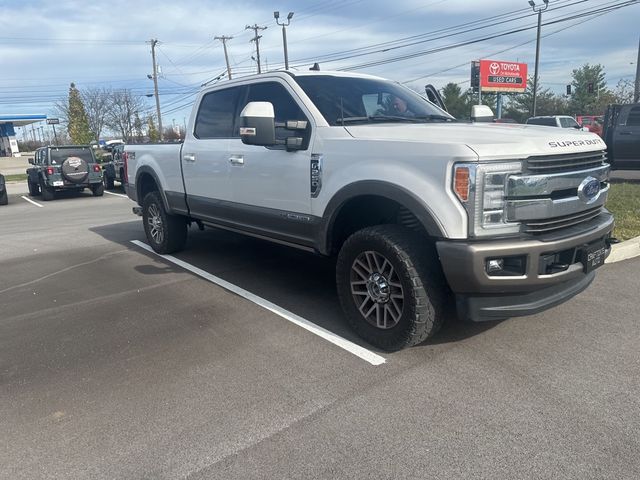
[577,176,601,204]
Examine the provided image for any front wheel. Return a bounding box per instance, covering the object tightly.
[336,225,447,351]
[142,191,187,254]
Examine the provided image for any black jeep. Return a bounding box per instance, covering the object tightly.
[0,173,7,205]
[27,145,104,200]
[102,143,126,189]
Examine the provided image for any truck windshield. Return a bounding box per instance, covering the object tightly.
[49,147,94,164]
[294,75,454,126]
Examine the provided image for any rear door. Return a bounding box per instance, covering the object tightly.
[613,105,640,166]
[181,86,243,221]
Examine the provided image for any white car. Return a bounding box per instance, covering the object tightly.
[526,115,588,130]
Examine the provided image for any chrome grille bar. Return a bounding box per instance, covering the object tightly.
[523,206,603,233]
[526,150,607,174]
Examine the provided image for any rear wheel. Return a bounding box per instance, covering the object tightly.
[336,225,446,351]
[142,191,187,254]
[28,179,40,196]
[0,189,7,206]
[91,182,104,196]
[40,179,55,201]
[104,174,115,190]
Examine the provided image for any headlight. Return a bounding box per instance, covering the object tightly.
[453,162,522,237]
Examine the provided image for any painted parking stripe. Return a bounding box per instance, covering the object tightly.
[131,240,386,366]
[21,196,43,208]
[104,191,128,198]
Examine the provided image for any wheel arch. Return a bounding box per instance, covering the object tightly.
[135,166,170,211]
[320,181,445,256]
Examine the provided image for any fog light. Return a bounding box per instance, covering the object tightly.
[486,256,526,276]
[486,259,504,274]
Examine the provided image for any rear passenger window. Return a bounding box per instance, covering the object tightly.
[627,106,640,127]
[194,87,242,139]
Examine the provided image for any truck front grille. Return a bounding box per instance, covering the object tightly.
[525,150,607,174]
[523,206,604,234]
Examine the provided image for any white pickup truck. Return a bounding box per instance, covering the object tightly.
[124,70,613,351]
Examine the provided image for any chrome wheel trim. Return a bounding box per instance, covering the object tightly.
[147,203,164,245]
[350,250,404,329]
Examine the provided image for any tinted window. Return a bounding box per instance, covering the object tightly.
[49,147,94,164]
[294,75,452,126]
[560,117,579,128]
[245,82,305,124]
[527,118,556,127]
[195,87,242,139]
[626,106,640,127]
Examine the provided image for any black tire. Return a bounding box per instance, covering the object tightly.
[28,179,40,196]
[336,225,447,351]
[61,157,89,184]
[142,191,187,254]
[104,174,115,190]
[0,189,7,206]
[40,179,55,201]
[91,182,104,197]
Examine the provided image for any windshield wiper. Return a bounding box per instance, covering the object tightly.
[337,114,455,125]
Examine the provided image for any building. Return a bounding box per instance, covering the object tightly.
[0,114,47,157]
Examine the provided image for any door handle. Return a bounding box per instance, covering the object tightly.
[618,131,632,136]
[229,155,244,166]
[183,153,196,162]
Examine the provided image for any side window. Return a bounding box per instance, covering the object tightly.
[244,81,306,124]
[560,117,574,128]
[626,106,640,127]
[243,81,308,142]
[194,86,242,139]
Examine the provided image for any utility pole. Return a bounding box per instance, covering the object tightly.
[529,0,549,117]
[635,36,640,103]
[148,39,163,141]
[215,35,234,79]
[245,24,267,73]
[274,11,294,70]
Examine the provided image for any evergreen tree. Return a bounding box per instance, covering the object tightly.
[147,116,160,142]
[67,82,94,144]
[569,64,614,115]
[440,83,472,119]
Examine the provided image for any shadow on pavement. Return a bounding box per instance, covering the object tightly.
[90,221,501,352]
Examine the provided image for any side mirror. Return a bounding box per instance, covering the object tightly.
[240,101,276,146]
[28,158,35,165]
[424,84,448,112]
[471,105,495,123]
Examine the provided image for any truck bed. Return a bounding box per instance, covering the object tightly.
[124,143,185,196]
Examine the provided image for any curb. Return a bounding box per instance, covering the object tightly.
[606,235,640,263]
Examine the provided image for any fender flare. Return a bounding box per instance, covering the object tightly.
[135,166,171,212]
[319,180,445,255]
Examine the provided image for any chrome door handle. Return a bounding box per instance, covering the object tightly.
[229,155,244,166]
[183,153,196,162]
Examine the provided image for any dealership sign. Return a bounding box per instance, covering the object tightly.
[479,60,527,93]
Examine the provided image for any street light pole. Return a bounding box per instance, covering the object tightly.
[274,11,294,70]
[634,35,640,103]
[529,0,549,117]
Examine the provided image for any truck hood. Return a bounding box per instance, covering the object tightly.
[343,122,606,159]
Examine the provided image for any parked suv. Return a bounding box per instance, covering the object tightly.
[526,115,586,129]
[27,145,104,200]
[102,143,126,189]
[0,173,7,205]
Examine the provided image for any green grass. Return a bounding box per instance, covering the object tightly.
[606,182,640,241]
[3,173,27,182]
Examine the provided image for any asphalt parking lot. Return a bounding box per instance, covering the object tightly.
[1,186,639,479]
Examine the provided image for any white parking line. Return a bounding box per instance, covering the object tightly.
[131,240,386,366]
[21,196,43,208]
[104,191,128,198]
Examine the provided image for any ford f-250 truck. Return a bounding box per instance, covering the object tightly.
[124,71,613,351]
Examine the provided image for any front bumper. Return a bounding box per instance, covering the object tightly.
[436,211,614,321]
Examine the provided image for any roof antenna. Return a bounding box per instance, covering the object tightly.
[309,62,320,71]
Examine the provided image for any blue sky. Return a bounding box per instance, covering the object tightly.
[0,0,638,135]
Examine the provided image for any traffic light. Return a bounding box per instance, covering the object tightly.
[566,84,572,95]
[587,82,594,94]
[470,61,480,92]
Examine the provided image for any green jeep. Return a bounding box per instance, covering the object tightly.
[27,145,104,200]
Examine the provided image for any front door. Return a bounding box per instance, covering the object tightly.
[613,105,640,166]
[229,80,315,246]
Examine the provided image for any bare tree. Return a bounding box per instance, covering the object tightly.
[613,79,636,104]
[104,89,146,142]
[82,87,110,140]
